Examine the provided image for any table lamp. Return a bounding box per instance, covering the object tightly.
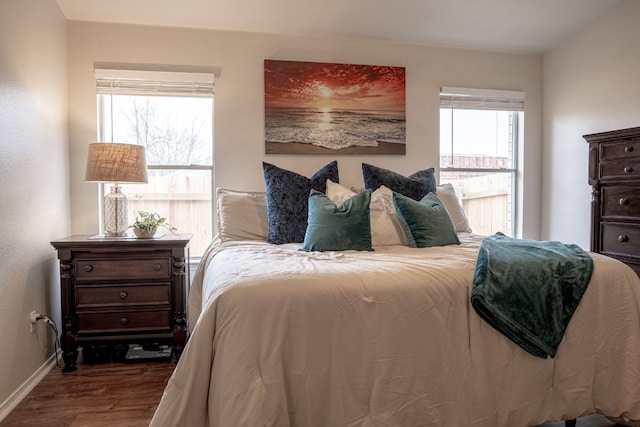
[85,142,148,237]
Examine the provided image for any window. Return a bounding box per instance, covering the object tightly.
[96,69,214,257]
[439,87,524,237]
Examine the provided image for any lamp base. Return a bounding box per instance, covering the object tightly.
[105,230,128,238]
[104,185,129,237]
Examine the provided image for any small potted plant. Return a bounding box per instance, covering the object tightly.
[129,211,177,238]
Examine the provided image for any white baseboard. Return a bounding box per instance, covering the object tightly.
[0,351,61,422]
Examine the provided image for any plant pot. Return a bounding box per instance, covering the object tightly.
[133,227,157,239]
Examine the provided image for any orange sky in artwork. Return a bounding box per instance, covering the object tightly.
[264,60,406,112]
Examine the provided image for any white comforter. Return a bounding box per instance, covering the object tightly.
[151,234,640,426]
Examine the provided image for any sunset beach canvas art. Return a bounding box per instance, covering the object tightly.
[264,59,406,155]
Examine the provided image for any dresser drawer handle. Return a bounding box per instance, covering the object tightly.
[120,317,129,325]
[119,291,128,300]
[624,166,634,174]
[84,265,93,273]
[618,235,629,243]
[625,146,634,153]
[619,197,630,206]
[153,263,162,271]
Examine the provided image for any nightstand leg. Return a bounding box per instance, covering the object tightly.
[172,254,188,362]
[61,347,78,373]
[61,326,78,373]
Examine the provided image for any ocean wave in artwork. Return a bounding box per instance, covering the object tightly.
[265,107,406,150]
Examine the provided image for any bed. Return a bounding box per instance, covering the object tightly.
[150,163,640,427]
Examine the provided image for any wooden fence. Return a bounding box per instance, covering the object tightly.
[127,171,511,255]
[443,173,512,236]
[127,172,212,257]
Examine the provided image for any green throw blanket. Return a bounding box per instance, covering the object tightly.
[471,233,594,358]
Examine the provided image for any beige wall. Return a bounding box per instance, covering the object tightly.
[0,0,68,408]
[542,0,640,248]
[67,22,543,240]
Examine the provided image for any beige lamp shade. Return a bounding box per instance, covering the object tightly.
[85,142,148,184]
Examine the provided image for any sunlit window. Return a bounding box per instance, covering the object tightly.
[439,87,524,237]
[96,69,214,257]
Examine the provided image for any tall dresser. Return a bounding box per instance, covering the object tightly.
[585,126,640,277]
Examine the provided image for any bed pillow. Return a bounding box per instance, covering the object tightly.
[437,183,472,233]
[263,161,339,244]
[362,163,436,201]
[216,188,268,242]
[302,189,373,252]
[326,180,407,246]
[393,192,460,248]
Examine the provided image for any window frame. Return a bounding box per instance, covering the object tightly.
[439,87,524,237]
[95,68,215,259]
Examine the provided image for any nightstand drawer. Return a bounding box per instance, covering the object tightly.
[76,284,171,308]
[77,310,171,334]
[601,223,640,259]
[76,258,171,281]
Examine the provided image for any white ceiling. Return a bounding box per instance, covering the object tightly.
[55,0,619,54]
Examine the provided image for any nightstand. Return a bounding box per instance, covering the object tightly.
[51,234,192,372]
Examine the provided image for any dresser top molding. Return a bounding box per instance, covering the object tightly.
[584,126,640,143]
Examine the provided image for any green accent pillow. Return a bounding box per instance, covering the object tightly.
[302,189,373,252]
[393,192,460,248]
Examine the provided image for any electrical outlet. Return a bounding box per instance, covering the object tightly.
[29,311,38,333]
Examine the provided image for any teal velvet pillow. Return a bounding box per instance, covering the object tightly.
[393,192,460,248]
[302,189,373,252]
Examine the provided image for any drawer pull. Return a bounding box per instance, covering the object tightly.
[619,197,630,206]
[154,263,162,271]
[618,235,629,243]
[120,317,129,325]
[119,291,128,300]
[624,166,633,174]
[84,265,93,273]
[625,146,634,153]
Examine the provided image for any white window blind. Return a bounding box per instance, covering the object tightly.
[440,87,524,111]
[95,69,215,98]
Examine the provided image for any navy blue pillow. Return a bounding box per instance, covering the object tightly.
[362,163,436,201]
[263,161,339,244]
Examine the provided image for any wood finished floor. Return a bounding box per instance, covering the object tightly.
[0,350,174,427]
[0,350,621,427]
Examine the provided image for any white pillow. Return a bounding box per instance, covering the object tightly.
[216,188,269,241]
[326,180,407,247]
[436,183,472,233]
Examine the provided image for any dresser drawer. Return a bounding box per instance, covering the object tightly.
[601,223,640,259]
[600,160,640,181]
[76,310,171,334]
[601,138,640,160]
[75,258,171,281]
[602,186,640,219]
[76,284,171,308]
